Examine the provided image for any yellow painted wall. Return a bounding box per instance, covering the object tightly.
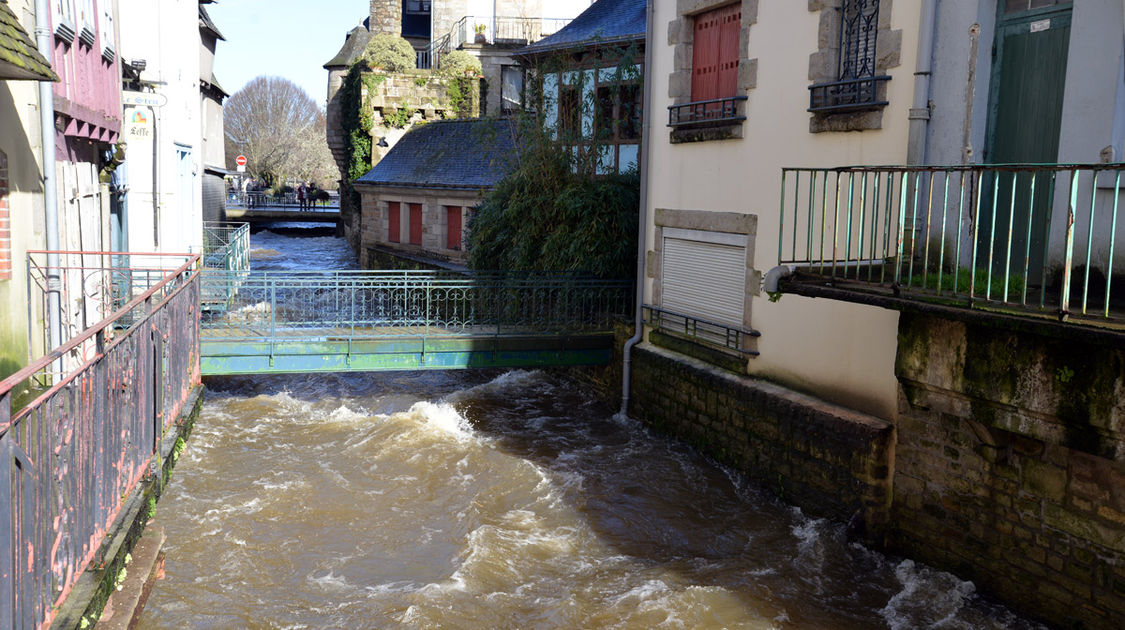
[645,0,923,419]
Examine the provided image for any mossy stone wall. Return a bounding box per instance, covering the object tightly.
[893,312,1125,630]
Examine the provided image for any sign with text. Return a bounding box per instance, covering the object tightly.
[122,90,168,108]
[124,106,152,140]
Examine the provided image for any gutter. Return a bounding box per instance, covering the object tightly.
[619,0,653,417]
[34,0,62,360]
[907,0,939,166]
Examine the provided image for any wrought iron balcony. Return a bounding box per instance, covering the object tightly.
[667,96,747,129]
[808,75,890,114]
[425,15,573,69]
[776,163,1125,323]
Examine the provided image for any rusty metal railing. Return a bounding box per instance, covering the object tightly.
[1,253,201,630]
[778,164,1125,321]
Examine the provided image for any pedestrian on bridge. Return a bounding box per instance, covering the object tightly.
[297,182,307,211]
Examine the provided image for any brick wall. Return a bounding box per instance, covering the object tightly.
[892,312,1125,630]
[628,343,895,542]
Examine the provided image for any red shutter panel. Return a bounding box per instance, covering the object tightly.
[446,206,462,250]
[691,10,719,102]
[409,203,423,245]
[718,6,741,98]
[388,201,400,243]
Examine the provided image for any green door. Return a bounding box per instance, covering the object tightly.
[981,2,1071,289]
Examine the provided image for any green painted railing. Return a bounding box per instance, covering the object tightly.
[200,270,632,374]
[778,164,1125,320]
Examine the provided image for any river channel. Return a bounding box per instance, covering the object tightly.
[139,227,1047,629]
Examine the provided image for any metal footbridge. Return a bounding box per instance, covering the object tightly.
[200,270,631,375]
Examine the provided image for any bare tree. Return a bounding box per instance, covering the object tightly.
[224,76,335,188]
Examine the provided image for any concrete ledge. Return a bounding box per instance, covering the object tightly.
[50,386,204,630]
[96,528,165,630]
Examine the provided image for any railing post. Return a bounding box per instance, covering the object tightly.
[1061,169,1080,319]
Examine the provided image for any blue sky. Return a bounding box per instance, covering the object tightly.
[207,0,370,107]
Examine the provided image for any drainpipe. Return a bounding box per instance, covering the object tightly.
[907,0,939,166]
[34,0,62,358]
[619,0,654,417]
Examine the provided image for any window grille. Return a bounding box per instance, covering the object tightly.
[808,0,890,114]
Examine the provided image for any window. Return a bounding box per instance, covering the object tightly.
[404,0,430,13]
[446,206,462,250]
[558,85,581,140]
[52,0,76,43]
[100,2,115,59]
[1004,0,1063,13]
[409,203,423,245]
[78,0,95,47]
[388,201,400,243]
[0,150,9,281]
[808,0,890,114]
[501,65,524,115]
[667,2,749,131]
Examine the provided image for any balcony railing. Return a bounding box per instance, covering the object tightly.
[203,221,250,273]
[2,253,200,629]
[643,305,760,356]
[777,164,1125,321]
[424,15,572,69]
[668,96,747,129]
[808,75,890,114]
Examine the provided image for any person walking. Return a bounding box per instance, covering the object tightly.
[297,182,307,211]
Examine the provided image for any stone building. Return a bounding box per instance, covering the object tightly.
[628,1,1125,628]
[353,118,517,269]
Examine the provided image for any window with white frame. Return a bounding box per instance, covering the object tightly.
[52,0,76,43]
[100,2,115,60]
[78,0,95,47]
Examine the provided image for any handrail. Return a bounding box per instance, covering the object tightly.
[0,253,200,402]
[777,163,1125,320]
[642,304,760,356]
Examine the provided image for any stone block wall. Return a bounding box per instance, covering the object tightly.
[892,312,1125,630]
[357,186,477,268]
[628,344,895,542]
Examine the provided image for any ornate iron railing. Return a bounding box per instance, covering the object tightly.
[643,305,760,356]
[201,270,632,342]
[1,254,200,630]
[777,164,1125,321]
[807,75,890,113]
[667,96,747,128]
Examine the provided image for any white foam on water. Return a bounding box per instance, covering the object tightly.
[880,559,977,630]
[409,401,476,442]
[309,571,352,591]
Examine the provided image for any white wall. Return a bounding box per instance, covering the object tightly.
[118,0,203,255]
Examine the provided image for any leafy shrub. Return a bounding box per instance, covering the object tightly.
[438,50,482,78]
[468,124,638,278]
[363,34,415,72]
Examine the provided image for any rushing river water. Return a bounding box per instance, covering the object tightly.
[139,228,1047,629]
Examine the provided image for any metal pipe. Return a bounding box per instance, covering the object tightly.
[907,0,939,166]
[34,0,62,362]
[620,0,654,417]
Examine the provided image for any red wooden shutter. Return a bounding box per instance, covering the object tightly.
[446,206,462,250]
[388,201,400,243]
[692,4,741,102]
[718,5,741,98]
[409,203,423,245]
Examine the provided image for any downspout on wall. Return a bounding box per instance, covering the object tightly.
[34,0,62,359]
[620,0,654,417]
[907,0,940,166]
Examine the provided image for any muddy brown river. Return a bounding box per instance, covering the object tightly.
[138,228,1046,629]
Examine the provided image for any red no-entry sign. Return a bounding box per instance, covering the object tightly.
[235,155,247,167]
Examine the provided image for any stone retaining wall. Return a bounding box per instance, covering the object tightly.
[627,344,894,543]
[892,312,1125,629]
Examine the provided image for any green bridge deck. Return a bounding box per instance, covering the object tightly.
[199,270,631,375]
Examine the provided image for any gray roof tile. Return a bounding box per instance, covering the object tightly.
[355,118,519,190]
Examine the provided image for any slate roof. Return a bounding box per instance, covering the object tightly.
[324,25,372,69]
[518,0,645,57]
[0,2,57,81]
[199,6,225,41]
[355,119,518,191]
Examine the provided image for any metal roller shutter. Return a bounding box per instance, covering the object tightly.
[662,237,745,327]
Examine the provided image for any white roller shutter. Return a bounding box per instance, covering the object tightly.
[662,237,746,328]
